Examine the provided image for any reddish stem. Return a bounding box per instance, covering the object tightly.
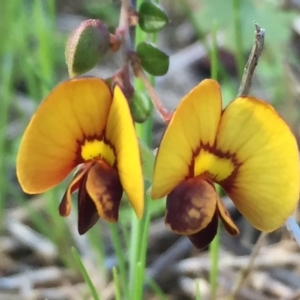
[129,52,173,124]
[112,65,134,101]
[116,0,172,124]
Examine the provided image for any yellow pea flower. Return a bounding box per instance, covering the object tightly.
[17,78,144,234]
[151,79,300,248]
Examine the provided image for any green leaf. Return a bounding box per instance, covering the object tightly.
[139,139,155,182]
[130,91,152,123]
[138,1,168,33]
[71,247,100,300]
[136,42,169,76]
[65,19,110,78]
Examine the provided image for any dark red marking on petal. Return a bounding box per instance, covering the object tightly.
[77,170,99,235]
[190,142,243,191]
[74,131,118,168]
[188,210,218,249]
[218,167,241,192]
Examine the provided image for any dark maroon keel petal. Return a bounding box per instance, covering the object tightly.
[188,211,219,249]
[77,172,99,235]
[85,160,123,222]
[165,177,218,235]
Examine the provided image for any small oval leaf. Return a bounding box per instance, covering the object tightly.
[65,19,110,78]
[138,1,168,33]
[130,90,152,123]
[136,42,169,76]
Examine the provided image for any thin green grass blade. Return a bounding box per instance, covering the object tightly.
[71,247,101,300]
[209,21,220,300]
[113,267,122,300]
[109,224,129,298]
[195,279,201,300]
[146,277,168,300]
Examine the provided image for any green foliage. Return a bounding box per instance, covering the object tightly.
[2,0,300,299]
[138,1,168,33]
[83,0,119,26]
[72,247,100,300]
[130,90,152,123]
[136,42,169,76]
[189,0,297,103]
[1,1,165,299]
[139,139,155,182]
[65,19,110,78]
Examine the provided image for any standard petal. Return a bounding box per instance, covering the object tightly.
[165,177,218,235]
[151,79,222,199]
[85,160,123,222]
[17,78,112,194]
[105,86,144,218]
[217,97,300,231]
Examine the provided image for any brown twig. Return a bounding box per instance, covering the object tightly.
[231,232,268,298]
[229,22,267,298]
[117,0,133,49]
[119,0,131,27]
[237,23,265,97]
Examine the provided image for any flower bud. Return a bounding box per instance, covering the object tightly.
[130,91,152,123]
[65,19,110,78]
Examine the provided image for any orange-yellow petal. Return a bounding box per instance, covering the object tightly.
[17,78,112,194]
[105,86,144,218]
[216,97,300,232]
[151,79,222,199]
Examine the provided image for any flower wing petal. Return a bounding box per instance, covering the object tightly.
[17,78,112,194]
[86,160,123,222]
[151,79,222,199]
[105,86,144,218]
[216,197,239,235]
[217,97,300,231]
[59,166,88,217]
